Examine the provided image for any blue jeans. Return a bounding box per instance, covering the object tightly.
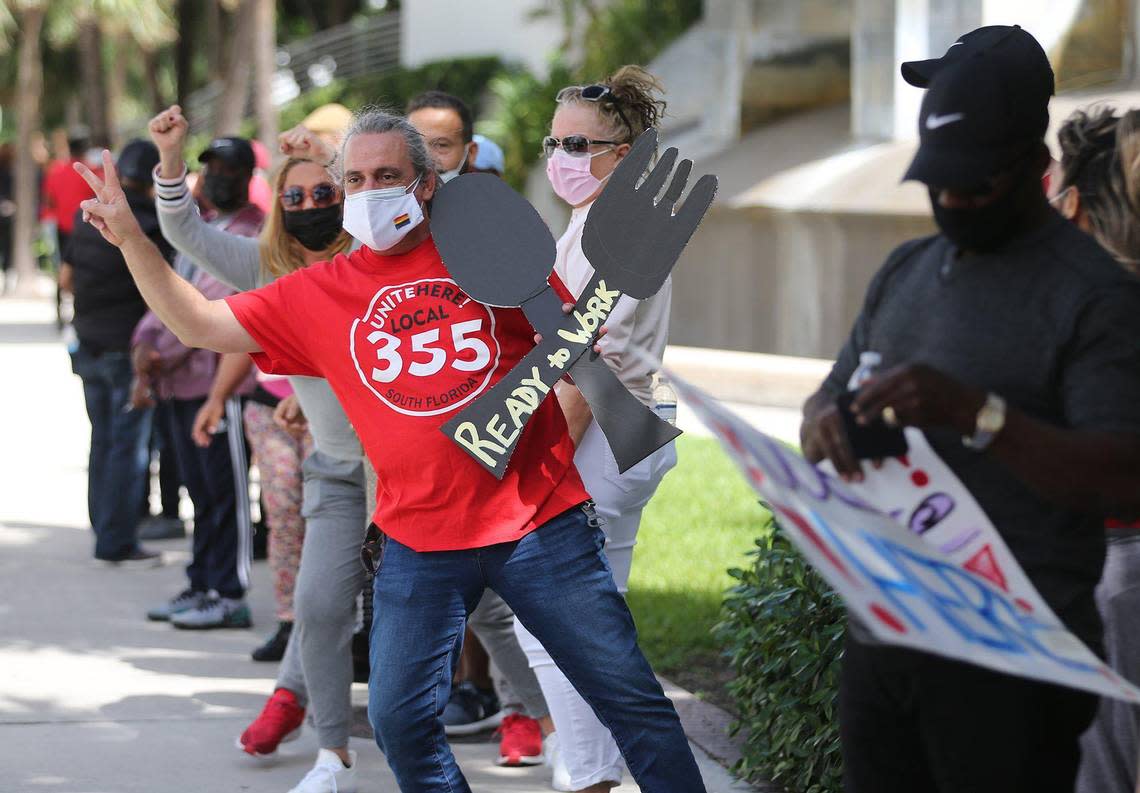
[368,503,705,793]
[72,345,152,560]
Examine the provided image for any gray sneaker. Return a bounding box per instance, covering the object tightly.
[172,597,253,630]
[147,589,208,621]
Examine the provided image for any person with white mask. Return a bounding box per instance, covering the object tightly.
[407,90,557,770]
[513,65,678,793]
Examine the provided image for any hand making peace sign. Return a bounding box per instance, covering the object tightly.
[75,150,143,248]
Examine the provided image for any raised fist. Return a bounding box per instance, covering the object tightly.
[148,104,189,156]
[278,124,336,167]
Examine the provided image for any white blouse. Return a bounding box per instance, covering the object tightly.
[553,201,671,406]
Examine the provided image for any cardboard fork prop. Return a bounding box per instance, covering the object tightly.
[431,129,718,478]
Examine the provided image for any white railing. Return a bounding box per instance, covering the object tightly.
[185,11,401,134]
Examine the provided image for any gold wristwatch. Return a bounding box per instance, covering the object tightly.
[963,393,1006,451]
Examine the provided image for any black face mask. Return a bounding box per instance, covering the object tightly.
[282,204,344,251]
[202,173,248,213]
[928,161,1037,253]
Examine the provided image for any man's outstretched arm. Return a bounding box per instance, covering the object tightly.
[76,150,258,354]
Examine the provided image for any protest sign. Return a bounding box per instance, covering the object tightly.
[431,130,713,478]
[669,369,1140,702]
[821,429,1044,615]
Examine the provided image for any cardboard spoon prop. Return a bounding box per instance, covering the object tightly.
[432,129,717,478]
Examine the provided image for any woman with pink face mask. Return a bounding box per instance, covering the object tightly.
[515,65,679,793]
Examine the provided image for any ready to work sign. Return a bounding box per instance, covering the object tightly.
[668,370,1140,703]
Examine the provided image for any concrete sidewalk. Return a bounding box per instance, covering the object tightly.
[0,295,759,792]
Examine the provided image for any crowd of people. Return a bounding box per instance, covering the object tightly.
[37,20,1140,793]
[62,63,696,793]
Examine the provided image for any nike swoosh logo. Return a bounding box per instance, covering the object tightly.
[926,112,965,130]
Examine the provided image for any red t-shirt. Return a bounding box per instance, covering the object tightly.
[42,159,96,234]
[226,237,589,551]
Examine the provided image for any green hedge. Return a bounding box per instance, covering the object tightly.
[716,513,846,793]
[478,61,574,191]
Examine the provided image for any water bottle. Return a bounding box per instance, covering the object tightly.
[652,373,678,425]
[846,351,882,391]
[62,323,79,356]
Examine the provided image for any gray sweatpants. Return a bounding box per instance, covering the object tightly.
[1076,535,1140,793]
[276,450,368,749]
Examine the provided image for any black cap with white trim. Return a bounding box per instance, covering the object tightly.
[901,24,1054,103]
[903,28,1053,189]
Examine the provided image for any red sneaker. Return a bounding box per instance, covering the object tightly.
[495,712,544,766]
[237,688,305,755]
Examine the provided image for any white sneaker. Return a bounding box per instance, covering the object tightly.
[544,732,574,791]
[288,748,358,793]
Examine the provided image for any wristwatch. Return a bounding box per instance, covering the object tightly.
[963,393,1006,451]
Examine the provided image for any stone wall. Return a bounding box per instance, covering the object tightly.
[668,205,934,358]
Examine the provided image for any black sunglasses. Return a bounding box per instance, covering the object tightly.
[280,182,339,209]
[579,84,634,137]
[542,134,620,158]
[360,523,385,577]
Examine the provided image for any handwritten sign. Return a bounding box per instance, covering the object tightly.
[670,370,1140,703]
[431,130,712,478]
[821,429,1046,615]
[441,270,617,477]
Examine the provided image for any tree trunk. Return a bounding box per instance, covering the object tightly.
[175,0,196,107]
[144,49,167,113]
[252,0,278,159]
[214,0,256,136]
[12,5,46,294]
[207,0,225,82]
[77,18,111,146]
[106,33,129,148]
[326,0,360,27]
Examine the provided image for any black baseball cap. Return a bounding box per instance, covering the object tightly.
[116,139,160,186]
[902,25,1054,104]
[198,136,256,170]
[903,38,1052,189]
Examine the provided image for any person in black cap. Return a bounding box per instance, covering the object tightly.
[62,139,175,564]
[197,136,256,214]
[799,26,1140,792]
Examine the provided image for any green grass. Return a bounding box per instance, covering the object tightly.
[626,435,770,689]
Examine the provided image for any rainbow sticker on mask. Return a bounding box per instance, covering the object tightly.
[393,213,411,229]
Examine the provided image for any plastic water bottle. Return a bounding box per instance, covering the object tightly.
[62,324,79,356]
[653,373,678,425]
[847,351,882,391]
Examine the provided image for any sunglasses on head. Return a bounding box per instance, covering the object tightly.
[279,182,339,209]
[542,134,619,158]
[577,84,634,137]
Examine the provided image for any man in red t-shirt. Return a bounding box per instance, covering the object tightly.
[73,110,705,793]
[42,135,97,254]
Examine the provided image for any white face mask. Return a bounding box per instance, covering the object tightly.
[437,144,470,184]
[342,176,424,252]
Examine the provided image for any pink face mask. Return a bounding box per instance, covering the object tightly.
[546,148,612,206]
